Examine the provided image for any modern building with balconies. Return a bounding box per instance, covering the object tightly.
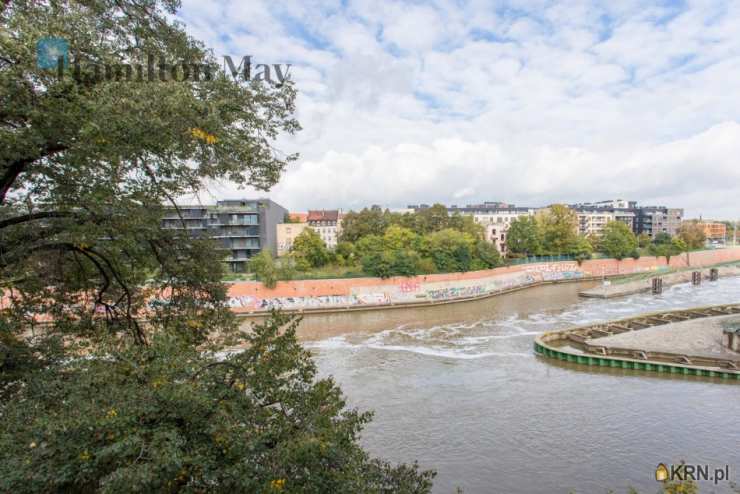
[161,198,287,273]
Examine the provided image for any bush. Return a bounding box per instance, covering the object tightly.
[250,250,278,288]
[0,313,436,493]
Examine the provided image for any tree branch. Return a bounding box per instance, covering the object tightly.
[0,143,67,205]
[0,211,75,229]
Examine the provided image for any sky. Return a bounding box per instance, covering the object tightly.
[176,0,740,219]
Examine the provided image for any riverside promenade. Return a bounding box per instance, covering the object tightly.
[227,248,740,315]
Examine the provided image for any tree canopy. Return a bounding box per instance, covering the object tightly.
[290,228,330,268]
[506,216,542,256]
[0,1,434,491]
[536,204,579,255]
[600,221,638,260]
[677,221,706,250]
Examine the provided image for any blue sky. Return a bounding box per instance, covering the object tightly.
[177,0,740,219]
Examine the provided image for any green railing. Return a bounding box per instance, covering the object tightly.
[507,254,576,265]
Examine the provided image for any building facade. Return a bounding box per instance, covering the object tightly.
[161,199,287,273]
[443,203,534,255]
[571,207,636,236]
[636,207,684,238]
[307,210,342,249]
[276,222,309,256]
[697,221,727,241]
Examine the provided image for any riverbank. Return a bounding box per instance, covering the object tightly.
[227,247,740,316]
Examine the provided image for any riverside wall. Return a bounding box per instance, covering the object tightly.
[226,248,740,314]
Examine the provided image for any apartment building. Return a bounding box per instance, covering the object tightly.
[307,210,342,249]
[445,202,534,255]
[696,221,727,241]
[275,209,343,256]
[161,198,287,273]
[636,207,684,238]
[572,207,636,236]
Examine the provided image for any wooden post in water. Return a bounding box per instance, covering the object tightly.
[652,277,663,294]
[710,268,719,281]
[692,271,701,286]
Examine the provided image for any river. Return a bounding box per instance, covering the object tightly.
[306,277,740,494]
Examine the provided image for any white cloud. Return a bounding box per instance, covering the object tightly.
[177,0,740,219]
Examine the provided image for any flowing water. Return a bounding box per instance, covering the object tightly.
[306,278,740,494]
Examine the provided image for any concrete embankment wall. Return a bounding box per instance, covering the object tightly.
[227,248,740,314]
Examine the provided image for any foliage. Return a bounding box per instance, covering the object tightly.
[572,236,594,264]
[425,229,475,273]
[355,234,385,260]
[474,240,503,269]
[0,2,432,492]
[649,235,686,262]
[536,204,579,255]
[335,241,356,265]
[250,250,278,288]
[339,206,391,243]
[361,250,393,279]
[506,216,542,256]
[677,221,706,250]
[653,232,673,245]
[383,225,421,251]
[291,228,330,268]
[600,221,638,260]
[637,233,652,248]
[0,312,436,493]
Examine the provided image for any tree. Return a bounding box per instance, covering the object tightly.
[291,228,330,268]
[474,240,503,269]
[600,221,638,260]
[0,2,432,491]
[383,225,420,251]
[250,249,278,288]
[415,204,450,234]
[677,221,706,250]
[361,250,393,278]
[637,233,651,248]
[354,234,384,260]
[572,236,594,264]
[338,206,390,242]
[425,229,475,273]
[335,241,356,266]
[536,205,578,255]
[448,213,485,240]
[506,216,542,256]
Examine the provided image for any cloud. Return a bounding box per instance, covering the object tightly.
[177,0,740,219]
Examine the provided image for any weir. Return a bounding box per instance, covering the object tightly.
[534,304,740,380]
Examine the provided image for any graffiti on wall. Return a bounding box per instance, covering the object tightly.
[542,271,583,281]
[426,285,486,300]
[398,280,421,293]
[229,293,394,311]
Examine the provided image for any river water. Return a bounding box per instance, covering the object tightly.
[306,278,740,494]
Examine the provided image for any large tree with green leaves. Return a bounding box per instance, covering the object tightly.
[536,204,579,255]
[506,216,542,256]
[291,228,330,268]
[600,221,638,260]
[0,1,433,491]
